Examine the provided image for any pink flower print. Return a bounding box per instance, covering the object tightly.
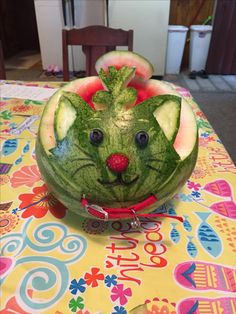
[207,136,214,142]
[1,128,10,133]
[175,87,192,98]
[10,165,42,188]
[110,284,132,306]
[196,111,207,119]
[187,181,201,191]
[0,101,7,107]
[199,137,214,147]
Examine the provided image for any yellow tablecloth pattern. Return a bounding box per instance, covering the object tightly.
[0,80,236,314]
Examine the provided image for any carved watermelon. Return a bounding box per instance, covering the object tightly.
[36,51,198,221]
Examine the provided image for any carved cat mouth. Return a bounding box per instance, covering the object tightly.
[98,173,139,187]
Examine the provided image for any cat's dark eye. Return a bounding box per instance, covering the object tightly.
[135,131,149,148]
[90,129,104,145]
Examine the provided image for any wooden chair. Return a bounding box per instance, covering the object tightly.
[62,25,133,81]
[0,40,6,80]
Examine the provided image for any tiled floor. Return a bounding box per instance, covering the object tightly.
[164,73,236,93]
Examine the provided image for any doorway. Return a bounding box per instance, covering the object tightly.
[0,0,41,70]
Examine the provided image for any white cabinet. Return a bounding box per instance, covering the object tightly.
[108,0,170,76]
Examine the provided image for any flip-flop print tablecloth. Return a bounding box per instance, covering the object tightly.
[1,80,236,314]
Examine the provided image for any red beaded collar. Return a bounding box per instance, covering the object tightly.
[81,195,183,228]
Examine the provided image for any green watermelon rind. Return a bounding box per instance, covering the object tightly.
[95,50,154,81]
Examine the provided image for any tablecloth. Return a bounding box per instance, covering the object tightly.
[0,80,236,314]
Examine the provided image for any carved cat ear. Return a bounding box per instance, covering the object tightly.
[131,95,181,143]
[54,91,94,141]
[153,95,181,144]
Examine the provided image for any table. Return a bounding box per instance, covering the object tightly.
[1,80,236,314]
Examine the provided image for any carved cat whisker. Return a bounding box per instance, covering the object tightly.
[72,163,96,178]
[70,157,94,162]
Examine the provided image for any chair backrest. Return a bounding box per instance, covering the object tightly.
[0,40,6,80]
[62,25,133,81]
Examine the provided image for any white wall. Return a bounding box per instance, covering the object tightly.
[109,0,170,76]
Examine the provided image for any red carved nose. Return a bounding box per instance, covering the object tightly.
[106,153,129,173]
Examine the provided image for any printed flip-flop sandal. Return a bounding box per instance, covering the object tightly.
[198,69,208,79]
[189,71,197,79]
[174,261,236,292]
[177,297,236,314]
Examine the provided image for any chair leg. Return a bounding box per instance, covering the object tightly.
[62,30,70,81]
[0,40,6,80]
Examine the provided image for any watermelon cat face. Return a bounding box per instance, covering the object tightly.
[50,67,182,206]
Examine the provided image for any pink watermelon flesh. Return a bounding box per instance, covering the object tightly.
[74,78,163,107]
[74,78,104,108]
[128,78,167,104]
